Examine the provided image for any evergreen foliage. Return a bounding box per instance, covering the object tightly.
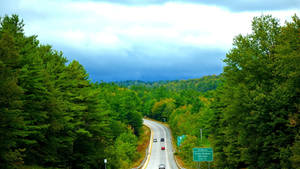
[115,75,222,92]
[0,14,143,169]
[210,15,300,169]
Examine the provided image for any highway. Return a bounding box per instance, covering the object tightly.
[143,119,178,169]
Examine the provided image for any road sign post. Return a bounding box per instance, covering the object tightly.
[193,148,213,162]
[200,129,202,142]
[104,159,107,169]
[177,135,186,147]
[193,148,213,169]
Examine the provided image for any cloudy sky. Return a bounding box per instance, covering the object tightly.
[1,0,299,82]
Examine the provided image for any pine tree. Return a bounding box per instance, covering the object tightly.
[0,24,25,169]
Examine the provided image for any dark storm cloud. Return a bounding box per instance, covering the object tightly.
[59,44,225,82]
[2,0,297,82]
[85,0,300,11]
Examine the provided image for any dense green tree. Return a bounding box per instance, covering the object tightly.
[291,133,300,169]
[106,131,139,169]
[0,14,144,169]
[210,15,300,169]
[96,83,143,136]
[151,98,175,120]
[0,19,25,168]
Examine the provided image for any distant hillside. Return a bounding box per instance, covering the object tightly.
[114,75,222,92]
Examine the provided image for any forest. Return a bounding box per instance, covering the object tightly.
[123,15,300,169]
[1,13,299,169]
[0,15,143,169]
[115,75,221,92]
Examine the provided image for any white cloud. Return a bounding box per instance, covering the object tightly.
[2,0,299,81]
[3,0,299,52]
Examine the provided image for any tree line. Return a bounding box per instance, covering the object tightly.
[115,74,221,93]
[0,14,143,169]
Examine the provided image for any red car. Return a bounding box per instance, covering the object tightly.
[161,146,165,150]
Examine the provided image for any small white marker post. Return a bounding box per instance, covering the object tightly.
[200,129,202,169]
[104,159,107,169]
[200,129,202,142]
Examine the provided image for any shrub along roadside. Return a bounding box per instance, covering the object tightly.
[131,125,151,168]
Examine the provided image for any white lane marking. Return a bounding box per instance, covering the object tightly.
[155,122,171,169]
[161,124,178,169]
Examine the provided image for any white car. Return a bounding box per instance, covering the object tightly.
[159,164,166,169]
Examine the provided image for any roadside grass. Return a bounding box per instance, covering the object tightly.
[131,125,151,168]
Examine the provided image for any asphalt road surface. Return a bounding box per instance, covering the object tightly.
[143,119,178,169]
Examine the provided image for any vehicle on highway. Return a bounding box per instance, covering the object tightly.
[159,164,166,169]
[153,138,157,142]
[160,138,164,142]
[161,146,165,150]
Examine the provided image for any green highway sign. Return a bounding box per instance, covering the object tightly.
[177,135,186,146]
[193,148,213,162]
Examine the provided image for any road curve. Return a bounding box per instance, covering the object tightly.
[143,119,178,169]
